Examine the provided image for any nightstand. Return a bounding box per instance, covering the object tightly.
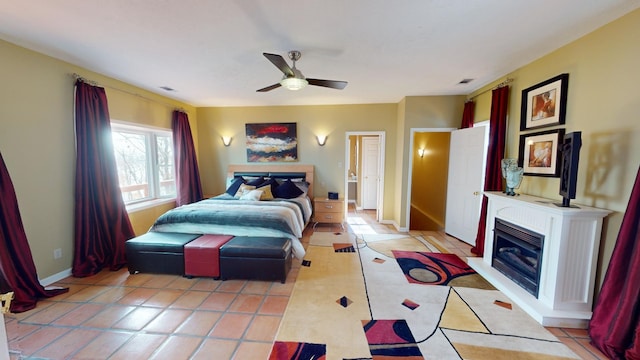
[313,198,344,229]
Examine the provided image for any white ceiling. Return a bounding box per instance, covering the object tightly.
[1,1,639,107]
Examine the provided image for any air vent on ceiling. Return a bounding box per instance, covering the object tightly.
[458,78,474,84]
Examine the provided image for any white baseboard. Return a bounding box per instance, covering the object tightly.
[40,268,72,287]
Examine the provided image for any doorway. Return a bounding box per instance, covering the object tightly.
[406,128,455,231]
[344,131,385,222]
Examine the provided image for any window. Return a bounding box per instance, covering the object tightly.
[111,122,175,205]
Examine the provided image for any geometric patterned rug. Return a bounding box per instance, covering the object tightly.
[392,250,495,289]
[270,232,579,360]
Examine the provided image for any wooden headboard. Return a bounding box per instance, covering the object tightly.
[226,164,315,200]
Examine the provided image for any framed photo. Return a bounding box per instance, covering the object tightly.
[245,122,298,162]
[520,73,569,131]
[518,128,565,177]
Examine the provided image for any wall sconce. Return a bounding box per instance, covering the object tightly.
[316,135,327,146]
[417,148,425,158]
[222,136,232,147]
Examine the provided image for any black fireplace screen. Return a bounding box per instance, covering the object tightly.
[492,218,544,297]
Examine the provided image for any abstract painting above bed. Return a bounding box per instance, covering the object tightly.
[149,195,312,259]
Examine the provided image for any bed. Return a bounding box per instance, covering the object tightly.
[148,164,314,259]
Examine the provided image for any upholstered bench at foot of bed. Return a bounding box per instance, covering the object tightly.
[219,236,292,283]
[125,232,200,275]
[184,234,234,279]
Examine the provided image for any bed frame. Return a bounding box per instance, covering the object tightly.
[226,164,314,200]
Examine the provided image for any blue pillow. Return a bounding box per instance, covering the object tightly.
[225,177,245,195]
[274,179,304,199]
[246,177,266,186]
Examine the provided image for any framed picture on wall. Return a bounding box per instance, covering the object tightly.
[518,128,565,177]
[520,73,569,131]
[245,123,298,162]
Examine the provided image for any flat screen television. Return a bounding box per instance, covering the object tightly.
[557,131,582,207]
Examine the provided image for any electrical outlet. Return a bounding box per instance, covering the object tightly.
[54,248,62,259]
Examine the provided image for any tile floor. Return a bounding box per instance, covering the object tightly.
[3,206,608,359]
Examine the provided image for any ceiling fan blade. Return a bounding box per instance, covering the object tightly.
[307,78,348,90]
[263,53,294,77]
[256,83,282,92]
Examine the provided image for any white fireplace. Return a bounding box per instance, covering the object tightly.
[467,191,611,328]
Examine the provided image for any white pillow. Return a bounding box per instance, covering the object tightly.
[239,189,263,201]
[234,184,255,198]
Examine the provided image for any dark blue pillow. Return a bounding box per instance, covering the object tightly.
[274,179,304,199]
[246,177,266,186]
[225,177,245,195]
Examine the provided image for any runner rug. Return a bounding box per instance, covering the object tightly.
[269,232,579,360]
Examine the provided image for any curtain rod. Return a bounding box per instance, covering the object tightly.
[71,73,187,113]
[467,77,514,102]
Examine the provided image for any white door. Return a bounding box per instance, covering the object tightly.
[361,137,379,209]
[444,125,488,245]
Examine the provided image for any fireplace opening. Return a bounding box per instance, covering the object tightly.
[492,218,544,297]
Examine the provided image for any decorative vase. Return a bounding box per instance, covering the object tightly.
[506,166,524,196]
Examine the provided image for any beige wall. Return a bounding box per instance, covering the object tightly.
[394,98,408,226]
[195,104,399,219]
[348,135,363,206]
[395,96,465,228]
[195,98,462,228]
[348,135,358,178]
[0,39,194,279]
[468,8,640,291]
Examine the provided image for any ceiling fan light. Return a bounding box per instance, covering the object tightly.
[280,77,308,91]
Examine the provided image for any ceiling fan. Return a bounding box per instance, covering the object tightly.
[257,50,348,92]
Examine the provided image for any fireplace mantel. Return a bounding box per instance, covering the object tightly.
[467,191,611,328]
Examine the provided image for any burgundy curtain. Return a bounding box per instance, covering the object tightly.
[172,110,203,206]
[589,166,640,359]
[460,100,475,129]
[0,152,68,312]
[471,86,509,256]
[72,80,135,277]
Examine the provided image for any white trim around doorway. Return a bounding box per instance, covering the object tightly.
[345,131,386,223]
